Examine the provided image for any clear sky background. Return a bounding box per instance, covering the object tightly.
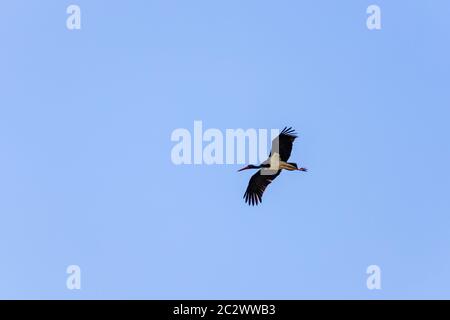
[1,1,449,299]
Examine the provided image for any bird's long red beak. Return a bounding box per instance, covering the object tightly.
[238,165,250,172]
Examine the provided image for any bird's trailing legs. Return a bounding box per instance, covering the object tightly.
[280,162,308,172]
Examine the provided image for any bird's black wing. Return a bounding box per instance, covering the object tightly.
[270,127,297,162]
[243,169,281,206]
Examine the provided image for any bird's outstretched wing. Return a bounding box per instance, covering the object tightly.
[270,127,297,162]
[243,169,281,206]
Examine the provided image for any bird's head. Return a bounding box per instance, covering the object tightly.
[237,164,259,172]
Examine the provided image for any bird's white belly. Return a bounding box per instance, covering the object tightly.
[262,152,297,172]
[269,153,281,170]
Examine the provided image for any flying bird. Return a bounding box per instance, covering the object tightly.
[238,127,307,206]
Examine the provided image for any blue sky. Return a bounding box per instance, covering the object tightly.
[1,1,450,299]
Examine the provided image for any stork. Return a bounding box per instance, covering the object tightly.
[238,127,307,206]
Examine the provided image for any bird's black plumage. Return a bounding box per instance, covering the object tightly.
[243,127,299,206]
[244,169,281,206]
[269,126,297,161]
